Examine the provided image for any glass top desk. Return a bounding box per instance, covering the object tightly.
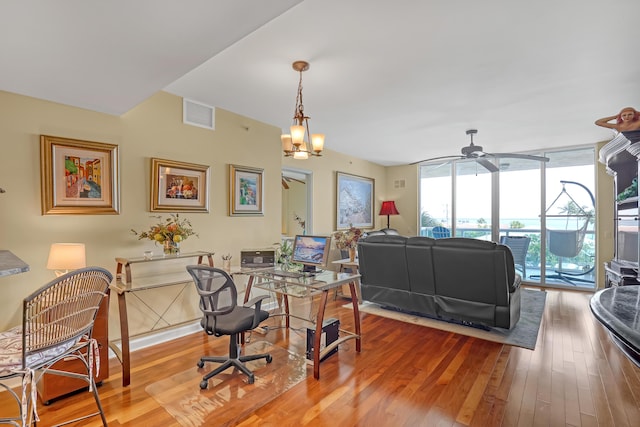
[239,267,362,380]
[111,251,214,387]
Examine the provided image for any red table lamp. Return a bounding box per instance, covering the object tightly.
[379,201,400,229]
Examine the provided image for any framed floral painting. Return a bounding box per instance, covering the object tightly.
[336,171,374,230]
[229,164,264,216]
[40,135,120,215]
[151,158,209,212]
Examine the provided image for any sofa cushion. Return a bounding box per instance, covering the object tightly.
[406,237,437,295]
[358,235,410,291]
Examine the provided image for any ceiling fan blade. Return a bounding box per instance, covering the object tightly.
[410,155,464,165]
[487,152,550,162]
[475,157,499,173]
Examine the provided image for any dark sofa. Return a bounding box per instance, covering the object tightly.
[357,235,521,329]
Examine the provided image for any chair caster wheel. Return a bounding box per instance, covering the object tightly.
[200,380,208,389]
[266,355,273,363]
[197,360,204,368]
[248,374,255,384]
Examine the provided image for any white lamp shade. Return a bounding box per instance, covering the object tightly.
[311,134,325,152]
[290,125,305,146]
[281,134,292,151]
[47,243,86,271]
[293,149,309,159]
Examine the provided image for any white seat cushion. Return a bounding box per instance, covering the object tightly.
[0,325,76,376]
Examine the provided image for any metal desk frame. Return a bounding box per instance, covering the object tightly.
[111,251,214,386]
[241,267,361,380]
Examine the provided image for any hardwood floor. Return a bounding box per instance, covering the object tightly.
[2,288,639,426]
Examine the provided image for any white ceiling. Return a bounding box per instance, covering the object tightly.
[2,0,638,166]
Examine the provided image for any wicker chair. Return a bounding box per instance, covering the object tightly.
[0,267,112,426]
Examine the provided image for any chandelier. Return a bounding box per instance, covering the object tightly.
[281,61,324,159]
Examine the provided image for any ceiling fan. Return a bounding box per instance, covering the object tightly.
[281,174,306,189]
[411,129,549,172]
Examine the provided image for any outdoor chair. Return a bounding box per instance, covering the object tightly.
[432,226,451,239]
[0,267,112,427]
[500,235,531,279]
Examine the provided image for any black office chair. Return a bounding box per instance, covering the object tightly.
[186,266,272,389]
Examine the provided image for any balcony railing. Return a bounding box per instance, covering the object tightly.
[419,226,596,288]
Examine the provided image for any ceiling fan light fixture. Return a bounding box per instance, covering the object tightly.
[282,60,323,159]
[411,128,550,171]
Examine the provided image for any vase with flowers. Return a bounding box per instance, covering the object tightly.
[333,225,363,261]
[132,213,198,256]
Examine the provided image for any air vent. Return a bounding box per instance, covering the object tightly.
[394,179,406,189]
[183,99,215,130]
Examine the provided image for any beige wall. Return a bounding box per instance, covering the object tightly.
[282,154,387,234]
[0,89,389,334]
[282,179,306,236]
[0,87,615,337]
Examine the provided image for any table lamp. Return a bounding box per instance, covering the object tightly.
[46,243,86,277]
[379,201,400,229]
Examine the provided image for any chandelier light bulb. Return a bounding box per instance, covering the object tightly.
[290,125,305,147]
[311,134,325,153]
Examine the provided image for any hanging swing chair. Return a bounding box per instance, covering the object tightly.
[545,180,595,285]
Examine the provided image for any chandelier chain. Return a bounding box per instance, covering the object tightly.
[294,70,307,123]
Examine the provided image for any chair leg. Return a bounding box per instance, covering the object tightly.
[90,377,108,426]
[197,333,272,388]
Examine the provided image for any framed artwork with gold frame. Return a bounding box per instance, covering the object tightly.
[229,164,264,216]
[150,158,209,212]
[40,135,120,215]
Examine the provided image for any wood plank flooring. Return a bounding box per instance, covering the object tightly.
[1,287,639,426]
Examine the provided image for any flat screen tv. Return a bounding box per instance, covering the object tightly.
[291,235,332,273]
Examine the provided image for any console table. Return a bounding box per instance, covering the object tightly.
[241,267,361,380]
[590,285,640,367]
[111,251,214,386]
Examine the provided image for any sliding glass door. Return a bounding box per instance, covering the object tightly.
[455,159,493,240]
[419,146,596,289]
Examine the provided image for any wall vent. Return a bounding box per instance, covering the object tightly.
[183,98,215,130]
[394,179,406,189]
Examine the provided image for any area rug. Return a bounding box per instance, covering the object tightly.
[346,288,546,350]
[145,341,306,427]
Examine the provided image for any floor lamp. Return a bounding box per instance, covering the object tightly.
[379,201,400,229]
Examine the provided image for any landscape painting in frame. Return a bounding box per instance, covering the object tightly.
[40,135,119,215]
[229,164,264,216]
[336,171,374,230]
[151,158,209,212]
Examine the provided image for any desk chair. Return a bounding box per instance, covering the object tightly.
[186,266,272,389]
[0,267,112,427]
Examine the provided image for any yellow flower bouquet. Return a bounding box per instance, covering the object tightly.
[132,213,197,255]
[333,225,363,261]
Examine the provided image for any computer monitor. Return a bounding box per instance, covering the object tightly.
[291,235,332,273]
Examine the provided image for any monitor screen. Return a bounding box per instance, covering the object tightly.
[291,235,332,272]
